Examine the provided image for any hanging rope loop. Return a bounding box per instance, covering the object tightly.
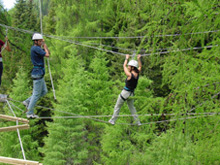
[5,28,8,37]
[132,51,136,59]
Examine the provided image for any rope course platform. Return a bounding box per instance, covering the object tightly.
[0,156,43,165]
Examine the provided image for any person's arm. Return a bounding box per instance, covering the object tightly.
[124,54,131,78]
[5,37,11,52]
[137,54,142,72]
[43,40,50,57]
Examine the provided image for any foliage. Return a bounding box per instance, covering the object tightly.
[1,0,220,164]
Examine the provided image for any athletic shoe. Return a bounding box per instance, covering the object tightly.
[108,120,115,125]
[26,114,39,119]
[22,101,28,108]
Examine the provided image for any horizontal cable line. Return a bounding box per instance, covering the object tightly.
[9,100,109,123]
[9,99,220,125]
[0,23,218,57]
[54,29,220,39]
[10,98,217,126]
[189,91,220,113]
[142,45,218,56]
[71,42,183,53]
[0,23,127,55]
[45,35,128,56]
[139,114,217,126]
[45,35,219,56]
[168,81,220,103]
[86,43,135,52]
[36,112,220,119]
[9,99,79,116]
[37,113,218,126]
[0,23,144,53]
[0,23,34,35]
[9,98,220,119]
[194,81,220,90]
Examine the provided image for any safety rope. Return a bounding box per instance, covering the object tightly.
[75,42,194,55]
[6,100,26,161]
[39,0,43,37]
[5,28,8,37]
[46,34,218,57]
[0,23,219,57]
[0,30,26,53]
[8,99,220,126]
[36,112,220,120]
[9,100,109,123]
[189,91,220,112]
[34,113,219,126]
[0,28,8,54]
[51,29,220,39]
[9,97,219,126]
[42,34,128,56]
[132,51,136,59]
[38,0,56,100]
[9,98,220,119]
[0,41,7,54]
[194,81,220,90]
[0,25,173,54]
[78,42,135,52]
[141,45,218,56]
[139,114,218,126]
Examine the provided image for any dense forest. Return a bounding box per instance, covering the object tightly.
[0,0,220,164]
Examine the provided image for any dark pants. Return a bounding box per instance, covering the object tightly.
[0,62,3,86]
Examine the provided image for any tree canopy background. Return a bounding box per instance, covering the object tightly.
[0,0,220,164]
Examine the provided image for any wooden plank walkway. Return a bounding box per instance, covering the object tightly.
[0,156,43,165]
[0,124,29,132]
[0,114,29,124]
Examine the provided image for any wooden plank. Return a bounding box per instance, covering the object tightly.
[0,124,29,132]
[0,156,42,165]
[0,114,29,124]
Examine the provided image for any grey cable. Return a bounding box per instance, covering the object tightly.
[6,100,26,161]
[38,0,56,100]
[54,29,220,39]
[9,98,220,119]
[0,23,218,57]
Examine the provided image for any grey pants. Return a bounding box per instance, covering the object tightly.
[109,89,140,123]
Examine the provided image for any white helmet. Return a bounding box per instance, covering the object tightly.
[32,33,43,40]
[128,60,138,68]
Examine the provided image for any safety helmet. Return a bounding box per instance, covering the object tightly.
[128,60,138,68]
[32,33,43,40]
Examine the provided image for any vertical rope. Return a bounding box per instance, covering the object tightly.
[39,0,56,100]
[0,41,7,54]
[39,0,43,35]
[132,51,136,59]
[5,28,8,37]
[6,100,26,161]
[0,28,8,54]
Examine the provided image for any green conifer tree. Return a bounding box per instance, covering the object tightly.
[42,52,90,165]
[0,68,41,162]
